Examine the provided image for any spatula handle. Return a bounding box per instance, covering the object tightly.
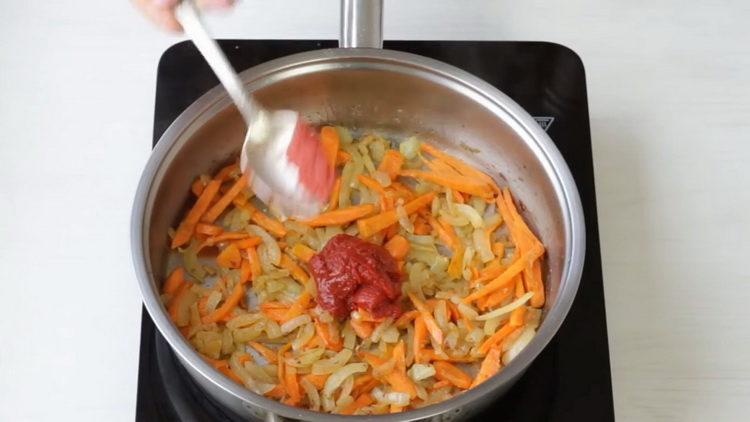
[175,0,266,129]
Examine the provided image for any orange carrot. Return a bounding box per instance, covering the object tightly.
[474,260,504,285]
[214,163,239,182]
[237,353,252,365]
[429,216,455,249]
[265,384,285,399]
[479,286,513,310]
[433,361,472,389]
[352,375,379,397]
[246,247,262,280]
[357,192,435,238]
[509,305,526,327]
[497,188,545,307]
[280,253,310,285]
[471,346,502,388]
[394,310,419,328]
[201,173,248,223]
[291,243,315,263]
[216,243,242,269]
[191,177,206,197]
[202,280,245,324]
[385,371,417,399]
[301,373,329,390]
[284,363,301,405]
[336,150,351,165]
[320,126,340,169]
[162,267,184,295]
[357,174,389,210]
[399,169,493,199]
[301,203,375,227]
[327,177,341,211]
[462,242,544,303]
[201,232,254,247]
[218,365,244,384]
[340,393,374,415]
[384,234,409,260]
[167,281,194,326]
[514,275,525,298]
[479,323,516,354]
[314,318,343,351]
[431,380,451,390]
[260,302,290,322]
[232,236,263,249]
[408,293,443,346]
[413,216,431,235]
[251,210,287,238]
[195,223,223,236]
[378,149,404,180]
[420,142,500,193]
[171,179,221,248]
[350,319,374,339]
[283,291,312,321]
[248,341,278,363]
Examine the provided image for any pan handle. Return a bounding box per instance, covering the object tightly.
[340,0,384,48]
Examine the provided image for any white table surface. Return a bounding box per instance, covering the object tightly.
[1,0,748,420]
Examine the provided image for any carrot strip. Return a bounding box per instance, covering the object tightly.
[191,177,207,197]
[314,318,343,351]
[431,380,452,390]
[201,232,254,248]
[357,192,436,238]
[433,361,472,389]
[167,281,194,326]
[201,173,248,223]
[162,267,184,295]
[233,237,262,249]
[408,293,443,346]
[246,246,262,280]
[336,150,351,165]
[195,223,223,236]
[509,304,527,327]
[301,373,329,390]
[265,384,285,399]
[283,291,312,321]
[291,243,315,263]
[216,243,242,269]
[248,341,278,363]
[385,371,417,399]
[237,353,252,365]
[251,210,287,238]
[171,179,221,248]
[340,393,374,415]
[284,363,301,405]
[301,203,375,227]
[394,310,419,328]
[214,163,239,182]
[428,216,454,249]
[478,286,513,310]
[497,188,546,307]
[280,253,309,285]
[420,142,500,193]
[462,242,544,303]
[413,316,427,363]
[327,177,341,211]
[384,234,409,260]
[471,346,502,388]
[357,174,389,210]
[218,365,244,384]
[320,126,340,169]
[202,280,245,324]
[378,149,404,180]
[350,319,374,339]
[479,323,516,354]
[399,169,493,199]
[352,376,379,397]
[514,275,525,298]
[413,216,431,235]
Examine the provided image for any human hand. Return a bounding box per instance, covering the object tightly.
[132,0,235,32]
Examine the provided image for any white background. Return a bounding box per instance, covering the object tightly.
[1,0,749,420]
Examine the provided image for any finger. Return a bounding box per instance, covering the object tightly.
[131,0,182,32]
[197,0,235,9]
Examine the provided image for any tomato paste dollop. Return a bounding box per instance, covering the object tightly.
[309,234,402,320]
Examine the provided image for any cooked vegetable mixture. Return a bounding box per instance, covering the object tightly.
[162,127,546,414]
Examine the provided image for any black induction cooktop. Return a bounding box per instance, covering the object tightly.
[136,40,614,421]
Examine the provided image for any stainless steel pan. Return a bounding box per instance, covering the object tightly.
[131,0,585,420]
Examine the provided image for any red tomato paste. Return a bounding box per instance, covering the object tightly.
[309,234,402,320]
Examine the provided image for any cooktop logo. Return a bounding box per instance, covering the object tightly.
[533,116,555,132]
